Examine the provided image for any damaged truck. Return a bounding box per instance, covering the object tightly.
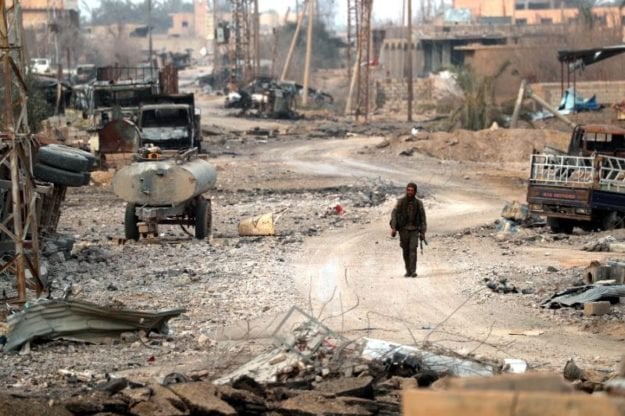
[527,124,625,233]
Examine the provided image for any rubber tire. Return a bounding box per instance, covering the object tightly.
[34,163,87,187]
[124,203,140,241]
[36,146,91,173]
[601,211,623,231]
[194,198,212,240]
[548,217,574,234]
[48,144,97,168]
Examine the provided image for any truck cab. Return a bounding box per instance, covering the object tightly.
[527,124,625,233]
[136,94,201,151]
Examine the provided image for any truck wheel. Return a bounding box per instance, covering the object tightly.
[34,163,87,187]
[36,146,91,173]
[194,198,212,240]
[601,211,623,231]
[124,203,140,241]
[548,217,574,234]
[47,144,97,168]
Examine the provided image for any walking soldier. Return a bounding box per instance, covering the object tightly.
[390,182,427,277]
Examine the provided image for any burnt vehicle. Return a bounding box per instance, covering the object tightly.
[136,94,201,150]
[527,124,625,233]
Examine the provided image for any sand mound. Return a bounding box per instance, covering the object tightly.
[390,128,570,163]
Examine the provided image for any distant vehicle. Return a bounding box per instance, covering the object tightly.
[31,58,51,74]
[137,94,201,151]
[527,124,625,233]
[74,64,96,84]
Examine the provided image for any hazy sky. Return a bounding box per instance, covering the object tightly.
[79,1,403,25]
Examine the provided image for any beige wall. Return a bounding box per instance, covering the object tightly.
[169,13,195,37]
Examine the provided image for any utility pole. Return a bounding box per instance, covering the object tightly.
[407,0,413,122]
[148,0,154,79]
[302,0,314,107]
[356,0,372,121]
[281,1,306,81]
[347,0,357,80]
[253,0,259,77]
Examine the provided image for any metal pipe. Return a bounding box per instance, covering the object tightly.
[302,0,314,107]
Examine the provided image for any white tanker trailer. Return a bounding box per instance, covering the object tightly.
[112,148,217,240]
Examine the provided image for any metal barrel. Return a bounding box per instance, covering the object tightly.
[112,159,217,206]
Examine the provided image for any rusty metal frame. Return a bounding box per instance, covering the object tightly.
[229,0,255,85]
[0,0,42,301]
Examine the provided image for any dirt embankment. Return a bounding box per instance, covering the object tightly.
[373,128,570,163]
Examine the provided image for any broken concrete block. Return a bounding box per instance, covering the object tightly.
[129,384,188,416]
[218,385,267,415]
[65,392,128,414]
[315,376,374,399]
[275,392,374,416]
[584,301,611,316]
[168,382,236,415]
[432,373,573,393]
[402,390,622,416]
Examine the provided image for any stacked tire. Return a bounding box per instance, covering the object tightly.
[34,144,96,187]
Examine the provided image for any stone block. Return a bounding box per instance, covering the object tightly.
[432,373,572,393]
[168,382,236,416]
[584,301,611,316]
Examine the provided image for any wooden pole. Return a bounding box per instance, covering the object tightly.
[510,79,527,128]
[407,0,413,122]
[280,0,307,81]
[253,0,260,77]
[302,0,314,107]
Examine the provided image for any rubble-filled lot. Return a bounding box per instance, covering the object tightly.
[1,123,624,415]
[0,155,403,397]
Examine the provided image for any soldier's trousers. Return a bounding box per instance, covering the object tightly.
[399,229,419,275]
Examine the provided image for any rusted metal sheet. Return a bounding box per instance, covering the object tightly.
[581,124,625,135]
[527,185,591,203]
[5,298,186,351]
[159,63,179,95]
[98,119,140,154]
[112,158,217,206]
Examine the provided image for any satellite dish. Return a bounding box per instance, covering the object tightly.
[200,47,207,57]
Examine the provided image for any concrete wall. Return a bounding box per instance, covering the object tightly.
[375,78,436,114]
[514,6,623,26]
[533,81,625,107]
[379,39,423,79]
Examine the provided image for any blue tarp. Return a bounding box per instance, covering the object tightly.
[558,87,601,114]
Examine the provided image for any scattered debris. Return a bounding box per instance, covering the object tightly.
[541,285,625,309]
[239,209,287,237]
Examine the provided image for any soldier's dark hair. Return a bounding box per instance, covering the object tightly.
[406,182,417,192]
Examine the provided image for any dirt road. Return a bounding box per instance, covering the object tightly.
[264,136,624,372]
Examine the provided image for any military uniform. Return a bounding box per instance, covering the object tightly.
[390,196,427,276]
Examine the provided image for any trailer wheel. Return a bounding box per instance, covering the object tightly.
[601,211,623,231]
[124,203,140,241]
[194,198,212,240]
[548,217,574,234]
